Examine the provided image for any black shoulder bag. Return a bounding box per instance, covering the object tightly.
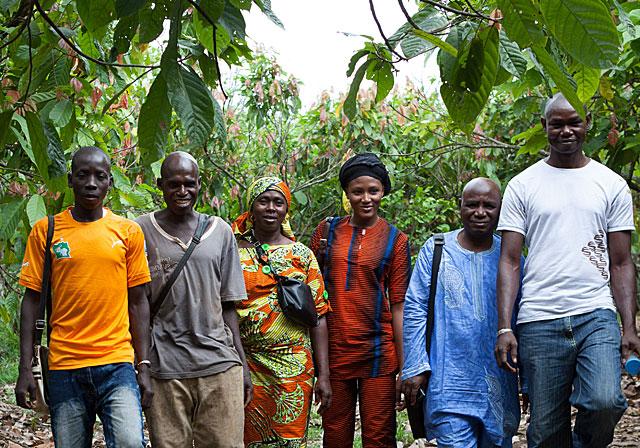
[150,214,209,321]
[250,236,319,328]
[407,233,445,439]
[32,215,55,413]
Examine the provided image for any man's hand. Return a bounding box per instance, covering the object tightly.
[243,366,253,407]
[136,366,153,409]
[395,374,406,411]
[621,331,640,363]
[495,332,518,373]
[401,373,428,407]
[314,375,332,415]
[15,368,37,409]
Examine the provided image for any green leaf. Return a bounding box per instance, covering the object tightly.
[499,31,528,78]
[113,13,139,54]
[454,34,485,92]
[219,3,246,40]
[194,10,231,54]
[255,0,284,29]
[77,0,116,32]
[344,59,373,120]
[212,96,227,142]
[293,190,308,206]
[367,60,394,103]
[25,112,50,182]
[573,64,601,102]
[198,53,219,88]
[138,2,169,43]
[138,74,172,165]
[26,194,46,227]
[389,8,437,47]
[531,44,585,119]
[411,29,458,58]
[0,110,13,149]
[42,121,66,179]
[497,0,545,48]
[440,27,500,129]
[200,0,226,21]
[438,25,469,85]
[52,57,71,87]
[49,99,73,127]
[346,50,370,77]
[116,0,145,17]
[230,0,251,10]
[111,166,131,190]
[539,0,620,68]
[0,198,27,240]
[165,64,215,146]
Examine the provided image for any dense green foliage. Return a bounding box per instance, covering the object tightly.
[2,1,640,384]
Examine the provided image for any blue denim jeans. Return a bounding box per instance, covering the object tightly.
[518,309,627,448]
[47,362,145,448]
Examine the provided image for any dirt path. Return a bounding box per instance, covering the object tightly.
[1,377,639,447]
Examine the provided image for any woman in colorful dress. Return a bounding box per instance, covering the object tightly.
[310,153,412,448]
[232,177,332,447]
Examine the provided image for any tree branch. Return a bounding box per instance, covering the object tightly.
[369,0,408,62]
[185,0,228,99]
[34,0,160,69]
[420,0,490,20]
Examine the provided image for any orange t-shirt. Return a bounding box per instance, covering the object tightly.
[19,208,151,370]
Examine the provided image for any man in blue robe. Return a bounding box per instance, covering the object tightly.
[402,177,522,447]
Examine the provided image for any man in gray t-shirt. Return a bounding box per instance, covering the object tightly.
[137,151,251,448]
[495,94,640,448]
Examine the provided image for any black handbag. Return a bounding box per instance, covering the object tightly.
[406,233,445,439]
[251,236,319,328]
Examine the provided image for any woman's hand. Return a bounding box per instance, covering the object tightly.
[314,375,332,415]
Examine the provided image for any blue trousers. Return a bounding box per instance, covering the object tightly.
[431,413,512,448]
[47,362,145,448]
[518,309,627,448]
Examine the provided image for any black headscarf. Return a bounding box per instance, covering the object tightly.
[339,152,391,195]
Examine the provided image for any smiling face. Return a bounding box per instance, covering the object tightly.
[68,149,112,212]
[251,190,288,234]
[346,176,384,225]
[158,155,200,216]
[460,179,501,240]
[542,98,590,157]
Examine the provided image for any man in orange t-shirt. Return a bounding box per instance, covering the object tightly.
[15,146,152,448]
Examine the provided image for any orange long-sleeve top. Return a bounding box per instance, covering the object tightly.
[310,216,411,379]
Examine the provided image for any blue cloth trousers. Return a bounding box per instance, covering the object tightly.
[47,362,145,448]
[432,413,512,448]
[518,309,627,448]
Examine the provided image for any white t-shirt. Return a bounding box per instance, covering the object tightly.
[498,159,635,324]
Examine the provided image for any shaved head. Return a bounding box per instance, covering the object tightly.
[543,93,587,120]
[160,151,199,179]
[71,146,110,173]
[461,177,501,205]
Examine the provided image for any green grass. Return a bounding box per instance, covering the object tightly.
[0,320,20,387]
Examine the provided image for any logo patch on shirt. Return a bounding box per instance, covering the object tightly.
[581,229,608,280]
[53,240,71,259]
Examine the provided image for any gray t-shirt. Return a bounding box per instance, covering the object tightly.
[136,213,247,379]
[498,159,635,324]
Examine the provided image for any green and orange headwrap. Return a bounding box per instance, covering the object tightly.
[231,176,296,240]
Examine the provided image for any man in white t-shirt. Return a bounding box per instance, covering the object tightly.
[494,93,640,448]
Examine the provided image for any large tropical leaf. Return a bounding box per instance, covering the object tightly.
[344,59,373,120]
[77,0,116,32]
[26,194,46,227]
[165,65,215,146]
[254,0,284,29]
[440,27,500,129]
[573,64,601,102]
[497,0,545,48]
[531,44,584,118]
[499,31,528,78]
[398,11,449,58]
[540,0,620,68]
[0,198,27,240]
[366,60,394,103]
[138,74,172,165]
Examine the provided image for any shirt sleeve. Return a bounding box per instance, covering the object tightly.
[18,217,48,293]
[401,239,433,380]
[125,221,151,288]
[220,222,248,302]
[497,180,527,235]
[607,179,635,232]
[309,219,326,255]
[387,231,412,305]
